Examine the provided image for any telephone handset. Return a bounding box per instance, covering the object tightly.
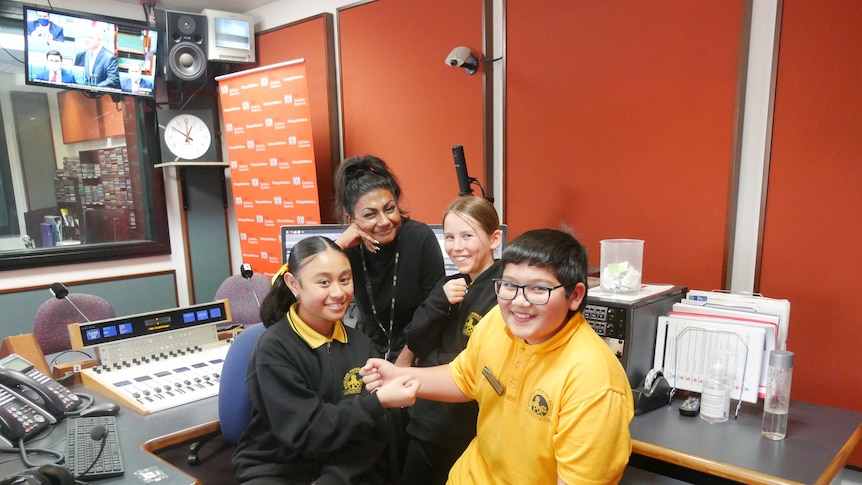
[0,387,52,443]
[0,354,82,419]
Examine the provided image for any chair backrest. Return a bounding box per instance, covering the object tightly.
[218,323,266,445]
[213,274,270,328]
[33,294,116,355]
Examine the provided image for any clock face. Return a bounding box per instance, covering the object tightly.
[163,113,213,160]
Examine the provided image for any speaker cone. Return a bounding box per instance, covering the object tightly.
[167,42,206,82]
[177,15,197,36]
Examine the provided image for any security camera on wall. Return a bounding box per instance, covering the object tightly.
[445,46,479,75]
[202,9,256,64]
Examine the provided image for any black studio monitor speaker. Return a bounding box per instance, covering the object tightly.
[157,10,208,83]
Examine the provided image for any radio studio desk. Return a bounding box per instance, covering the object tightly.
[629,398,862,485]
[0,384,219,485]
[1,383,860,484]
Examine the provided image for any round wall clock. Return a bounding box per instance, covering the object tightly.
[157,109,219,164]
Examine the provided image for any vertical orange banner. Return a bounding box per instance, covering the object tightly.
[216,59,320,278]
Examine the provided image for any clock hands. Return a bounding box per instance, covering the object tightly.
[170,125,193,143]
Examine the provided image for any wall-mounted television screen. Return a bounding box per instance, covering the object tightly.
[23,6,158,99]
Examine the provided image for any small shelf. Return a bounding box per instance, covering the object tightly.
[154,161,229,168]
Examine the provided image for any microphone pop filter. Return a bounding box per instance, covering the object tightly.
[89,424,107,441]
[49,282,69,299]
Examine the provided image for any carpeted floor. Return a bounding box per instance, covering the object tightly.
[155,433,238,484]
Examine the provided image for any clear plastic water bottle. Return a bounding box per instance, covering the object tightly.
[700,359,730,423]
[762,350,794,440]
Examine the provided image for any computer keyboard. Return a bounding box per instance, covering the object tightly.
[66,416,124,480]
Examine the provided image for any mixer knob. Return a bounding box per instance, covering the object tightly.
[133,392,141,398]
[213,372,220,379]
[203,375,210,381]
[164,384,172,391]
[184,380,191,386]
[143,390,151,396]
[113,363,121,369]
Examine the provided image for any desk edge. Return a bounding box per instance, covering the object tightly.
[632,439,807,485]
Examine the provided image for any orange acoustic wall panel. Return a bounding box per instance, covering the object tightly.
[256,14,339,222]
[338,0,484,224]
[505,0,744,292]
[760,0,862,467]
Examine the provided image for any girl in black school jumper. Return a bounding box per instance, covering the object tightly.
[232,236,418,485]
[333,155,445,363]
[397,196,503,485]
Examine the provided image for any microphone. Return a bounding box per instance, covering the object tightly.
[49,283,89,322]
[452,144,474,196]
[74,424,108,481]
[240,263,253,279]
[49,282,68,299]
[240,263,261,308]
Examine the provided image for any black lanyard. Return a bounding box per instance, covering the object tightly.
[360,241,399,360]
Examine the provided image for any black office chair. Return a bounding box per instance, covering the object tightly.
[188,322,266,465]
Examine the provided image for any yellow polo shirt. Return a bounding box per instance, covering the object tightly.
[448,306,634,484]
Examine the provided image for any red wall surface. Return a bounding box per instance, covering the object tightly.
[505,0,744,292]
[338,0,485,224]
[761,0,862,466]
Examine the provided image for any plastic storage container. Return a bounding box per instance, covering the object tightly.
[762,350,794,440]
[600,239,644,293]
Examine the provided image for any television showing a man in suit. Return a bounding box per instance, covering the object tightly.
[26,11,64,42]
[121,63,153,95]
[33,50,77,84]
[74,25,119,89]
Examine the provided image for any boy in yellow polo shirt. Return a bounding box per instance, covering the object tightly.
[361,228,634,484]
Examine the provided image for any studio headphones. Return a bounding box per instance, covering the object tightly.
[0,464,75,485]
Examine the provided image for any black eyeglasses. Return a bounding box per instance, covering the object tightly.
[492,279,565,305]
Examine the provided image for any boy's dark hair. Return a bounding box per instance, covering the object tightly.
[259,236,345,327]
[501,228,589,313]
[333,155,404,223]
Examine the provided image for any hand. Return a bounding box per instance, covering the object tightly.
[394,346,416,367]
[443,277,469,305]
[360,357,397,392]
[336,223,379,253]
[375,374,419,408]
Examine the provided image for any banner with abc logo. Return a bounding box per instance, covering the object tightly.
[217,59,321,279]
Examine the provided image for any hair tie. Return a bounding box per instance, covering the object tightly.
[271,263,289,285]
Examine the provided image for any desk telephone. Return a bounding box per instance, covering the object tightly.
[0,354,83,443]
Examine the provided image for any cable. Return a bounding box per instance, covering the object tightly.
[0,438,65,469]
[62,394,95,417]
[47,351,95,371]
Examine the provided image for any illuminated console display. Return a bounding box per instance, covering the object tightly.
[69,300,231,349]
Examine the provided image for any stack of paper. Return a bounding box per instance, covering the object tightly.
[653,290,791,402]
